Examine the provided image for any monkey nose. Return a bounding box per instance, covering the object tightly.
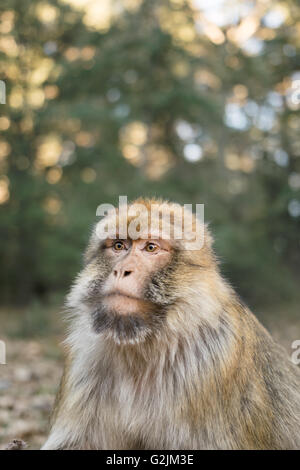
[113,269,133,279]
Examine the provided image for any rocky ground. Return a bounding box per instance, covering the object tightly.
[0,336,63,450]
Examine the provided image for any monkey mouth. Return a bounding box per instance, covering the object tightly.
[101,292,155,320]
[103,290,142,302]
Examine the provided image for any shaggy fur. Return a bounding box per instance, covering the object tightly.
[43,199,300,450]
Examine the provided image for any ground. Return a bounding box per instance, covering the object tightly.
[0,336,63,450]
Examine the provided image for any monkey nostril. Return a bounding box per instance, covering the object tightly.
[113,270,118,277]
[123,270,132,277]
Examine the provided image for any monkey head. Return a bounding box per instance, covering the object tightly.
[67,199,216,345]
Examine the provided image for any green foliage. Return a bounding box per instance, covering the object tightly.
[5,295,63,338]
[0,0,299,309]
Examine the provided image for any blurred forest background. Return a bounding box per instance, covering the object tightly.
[0,0,300,448]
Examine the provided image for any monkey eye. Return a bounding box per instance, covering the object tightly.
[113,240,125,251]
[145,242,158,253]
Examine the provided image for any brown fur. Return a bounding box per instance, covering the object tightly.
[42,198,300,450]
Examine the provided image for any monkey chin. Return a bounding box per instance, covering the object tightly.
[91,297,158,345]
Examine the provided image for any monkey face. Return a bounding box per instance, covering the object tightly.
[73,237,178,345]
[67,198,214,345]
[100,238,173,310]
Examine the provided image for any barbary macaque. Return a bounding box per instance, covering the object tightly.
[43,198,300,450]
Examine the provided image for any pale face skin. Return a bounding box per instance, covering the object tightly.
[101,238,172,316]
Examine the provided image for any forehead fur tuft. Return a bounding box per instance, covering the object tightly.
[84,197,214,266]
